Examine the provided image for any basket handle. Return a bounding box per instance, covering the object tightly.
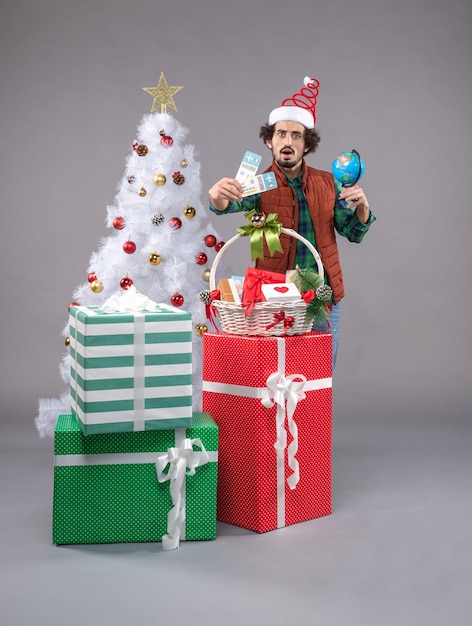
[209,227,324,291]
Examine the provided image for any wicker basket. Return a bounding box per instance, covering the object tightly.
[209,227,325,336]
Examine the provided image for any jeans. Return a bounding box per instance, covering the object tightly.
[312,302,340,370]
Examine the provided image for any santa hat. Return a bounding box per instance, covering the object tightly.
[268,76,319,129]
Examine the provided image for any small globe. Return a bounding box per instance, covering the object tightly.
[332,150,365,186]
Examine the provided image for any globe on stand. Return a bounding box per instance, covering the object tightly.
[332,149,365,187]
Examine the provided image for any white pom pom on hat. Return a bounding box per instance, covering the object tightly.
[268,76,320,129]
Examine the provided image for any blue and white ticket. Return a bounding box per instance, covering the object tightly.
[235,151,277,197]
[236,151,263,183]
[241,172,278,197]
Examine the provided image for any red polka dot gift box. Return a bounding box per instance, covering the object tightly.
[53,412,218,549]
[202,332,332,533]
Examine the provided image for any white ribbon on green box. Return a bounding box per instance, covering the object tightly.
[156,434,211,550]
[202,337,332,529]
[54,424,218,549]
[69,289,193,435]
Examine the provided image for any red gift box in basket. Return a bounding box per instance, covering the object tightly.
[204,211,332,337]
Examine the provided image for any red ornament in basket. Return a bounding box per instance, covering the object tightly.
[198,289,221,331]
[265,310,296,334]
[241,267,286,316]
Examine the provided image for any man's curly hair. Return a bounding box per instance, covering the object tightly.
[259,124,321,155]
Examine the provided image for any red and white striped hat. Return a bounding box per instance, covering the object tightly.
[268,76,320,129]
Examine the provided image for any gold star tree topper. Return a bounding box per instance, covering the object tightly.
[143,72,183,113]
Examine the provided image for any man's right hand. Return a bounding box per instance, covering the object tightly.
[208,178,244,211]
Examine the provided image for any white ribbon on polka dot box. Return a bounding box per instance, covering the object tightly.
[202,331,332,533]
[53,412,218,547]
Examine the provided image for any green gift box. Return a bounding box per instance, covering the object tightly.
[69,303,193,435]
[53,412,218,548]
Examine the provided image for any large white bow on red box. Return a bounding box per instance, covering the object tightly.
[261,370,307,492]
[202,336,332,528]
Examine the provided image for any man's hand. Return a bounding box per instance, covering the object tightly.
[209,178,244,211]
[339,184,370,224]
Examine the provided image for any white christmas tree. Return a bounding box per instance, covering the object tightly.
[36,72,227,437]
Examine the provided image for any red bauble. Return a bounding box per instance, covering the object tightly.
[87,272,97,283]
[215,241,225,252]
[160,135,174,147]
[204,234,217,247]
[113,217,125,230]
[120,277,133,290]
[195,252,208,265]
[170,293,184,307]
[123,240,136,254]
[169,217,182,230]
[68,301,80,311]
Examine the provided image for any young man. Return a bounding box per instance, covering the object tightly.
[208,77,375,367]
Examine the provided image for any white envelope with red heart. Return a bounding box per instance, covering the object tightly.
[261,282,301,302]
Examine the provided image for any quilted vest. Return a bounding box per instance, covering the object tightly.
[256,160,345,303]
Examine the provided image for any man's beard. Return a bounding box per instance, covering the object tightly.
[275,156,301,170]
[274,147,303,171]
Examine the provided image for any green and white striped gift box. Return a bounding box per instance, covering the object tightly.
[69,304,193,435]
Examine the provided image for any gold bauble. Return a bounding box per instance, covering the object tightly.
[153,173,166,186]
[65,336,70,347]
[195,323,208,337]
[138,187,147,197]
[184,205,196,219]
[90,279,104,293]
[148,252,161,266]
[202,268,210,282]
[180,158,188,168]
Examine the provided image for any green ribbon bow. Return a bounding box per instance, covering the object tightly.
[237,210,284,261]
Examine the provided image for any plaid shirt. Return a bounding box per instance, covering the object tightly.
[210,170,375,281]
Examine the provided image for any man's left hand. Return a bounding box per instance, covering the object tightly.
[339,184,370,223]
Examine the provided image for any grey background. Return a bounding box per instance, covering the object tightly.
[1,1,471,625]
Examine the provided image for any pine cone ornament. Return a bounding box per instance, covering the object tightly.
[315,285,333,302]
[151,212,165,226]
[172,171,185,185]
[251,212,266,228]
[136,144,148,156]
[198,290,212,305]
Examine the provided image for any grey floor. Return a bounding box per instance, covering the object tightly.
[2,410,471,626]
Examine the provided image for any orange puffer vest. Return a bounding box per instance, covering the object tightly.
[255,160,344,303]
